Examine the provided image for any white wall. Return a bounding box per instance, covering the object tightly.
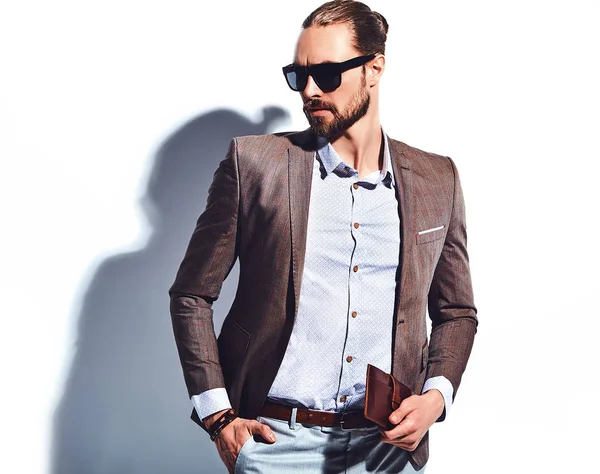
[1,1,598,473]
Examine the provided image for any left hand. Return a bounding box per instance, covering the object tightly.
[379,390,445,451]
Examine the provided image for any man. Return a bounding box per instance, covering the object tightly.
[170,1,477,472]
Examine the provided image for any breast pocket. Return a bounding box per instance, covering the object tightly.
[415,225,446,245]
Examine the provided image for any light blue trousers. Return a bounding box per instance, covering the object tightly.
[234,415,425,474]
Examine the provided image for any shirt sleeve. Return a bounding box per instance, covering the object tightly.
[422,375,454,422]
[191,388,233,422]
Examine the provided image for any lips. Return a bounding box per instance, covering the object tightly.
[303,101,333,114]
[305,106,332,115]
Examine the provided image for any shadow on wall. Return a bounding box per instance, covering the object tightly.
[52,106,289,474]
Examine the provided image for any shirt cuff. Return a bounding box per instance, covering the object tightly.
[422,376,454,422]
[191,388,232,422]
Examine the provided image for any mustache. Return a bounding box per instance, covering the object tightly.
[303,100,335,113]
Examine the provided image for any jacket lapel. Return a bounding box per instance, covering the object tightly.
[389,138,415,320]
[287,131,316,318]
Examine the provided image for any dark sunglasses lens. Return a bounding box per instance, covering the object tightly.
[311,63,342,92]
[313,72,341,93]
[285,69,308,92]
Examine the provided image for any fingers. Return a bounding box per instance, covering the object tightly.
[248,419,276,443]
[379,395,436,452]
[381,433,422,452]
[388,394,418,425]
[380,396,421,449]
[215,418,276,473]
[379,415,423,451]
[380,415,415,440]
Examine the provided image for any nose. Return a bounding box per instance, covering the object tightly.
[302,74,323,98]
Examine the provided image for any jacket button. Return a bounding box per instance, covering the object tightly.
[346,356,353,363]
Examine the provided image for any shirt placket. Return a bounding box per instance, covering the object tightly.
[336,174,365,410]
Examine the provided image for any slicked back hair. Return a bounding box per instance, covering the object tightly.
[302,0,389,55]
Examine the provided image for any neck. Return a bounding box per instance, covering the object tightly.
[329,111,383,178]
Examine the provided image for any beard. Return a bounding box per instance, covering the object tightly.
[303,74,370,140]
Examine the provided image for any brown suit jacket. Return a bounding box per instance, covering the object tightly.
[169,129,477,469]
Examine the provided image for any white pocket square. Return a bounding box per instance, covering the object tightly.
[417,225,445,235]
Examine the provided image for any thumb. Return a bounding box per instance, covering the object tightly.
[389,395,417,425]
[249,419,276,443]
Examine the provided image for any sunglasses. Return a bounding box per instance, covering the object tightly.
[282,54,376,93]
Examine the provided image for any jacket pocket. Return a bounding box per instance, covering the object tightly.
[416,226,445,245]
[218,319,251,375]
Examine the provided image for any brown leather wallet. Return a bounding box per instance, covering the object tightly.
[363,364,412,429]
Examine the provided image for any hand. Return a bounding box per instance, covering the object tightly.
[379,390,445,451]
[204,410,276,474]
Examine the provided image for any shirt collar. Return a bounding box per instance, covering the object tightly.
[315,131,395,187]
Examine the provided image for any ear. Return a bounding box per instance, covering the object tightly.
[367,54,386,87]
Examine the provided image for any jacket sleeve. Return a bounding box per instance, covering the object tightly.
[426,157,478,400]
[169,138,240,399]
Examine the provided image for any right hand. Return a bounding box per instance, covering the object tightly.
[205,410,277,473]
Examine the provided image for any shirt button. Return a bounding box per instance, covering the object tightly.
[353,265,358,272]
[340,395,347,402]
[354,222,360,229]
[346,356,353,363]
[353,183,359,189]
[351,311,357,318]
[344,166,350,172]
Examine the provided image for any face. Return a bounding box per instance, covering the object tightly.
[294,24,371,139]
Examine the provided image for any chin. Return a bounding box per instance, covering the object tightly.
[307,117,328,135]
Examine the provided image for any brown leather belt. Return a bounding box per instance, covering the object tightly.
[260,401,375,429]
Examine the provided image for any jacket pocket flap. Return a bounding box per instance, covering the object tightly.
[416,225,445,245]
